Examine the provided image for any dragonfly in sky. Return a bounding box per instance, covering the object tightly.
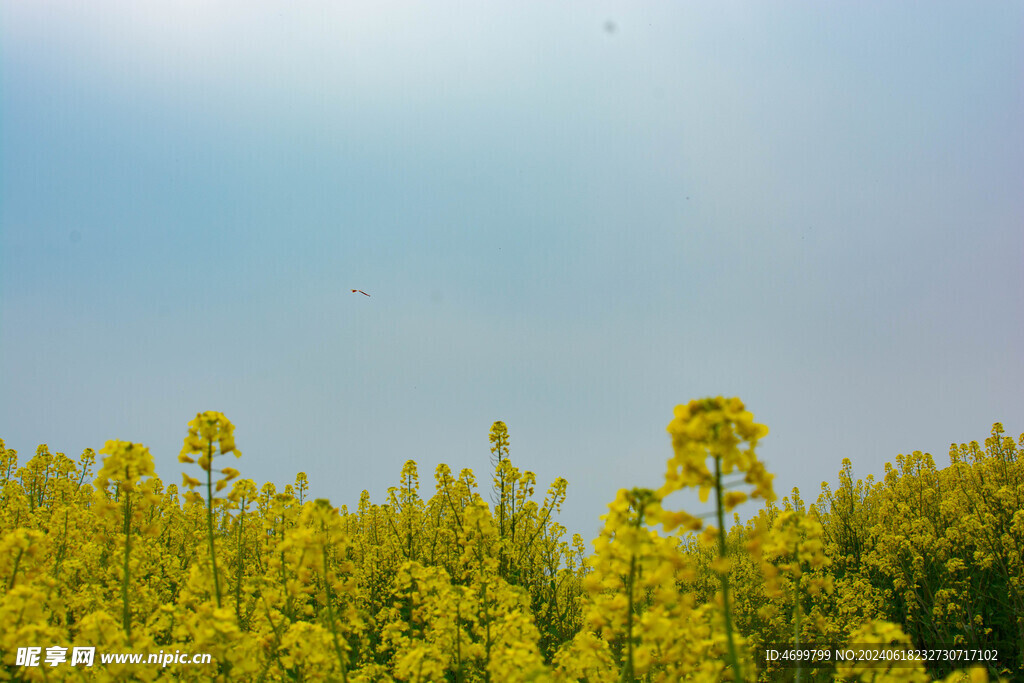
[351,289,370,297]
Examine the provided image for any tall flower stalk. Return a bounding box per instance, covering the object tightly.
[660,397,775,682]
[179,411,242,609]
[95,440,155,638]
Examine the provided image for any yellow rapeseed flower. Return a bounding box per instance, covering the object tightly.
[95,440,155,493]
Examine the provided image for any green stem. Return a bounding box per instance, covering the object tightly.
[473,527,493,683]
[480,577,492,683]
[455,598,464,683]
[620,550,638,682]
[54,509,69,577]
[122,489,133,638]
[323,543,349,683]
[715,455,743,682]
[792,574,802,683]
[235,504,246,625]
[206,443,223,607]
[8,547,23,591]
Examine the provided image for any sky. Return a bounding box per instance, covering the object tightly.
[2,1,1022,542]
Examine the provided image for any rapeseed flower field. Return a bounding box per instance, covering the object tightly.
[1,400,1018,681]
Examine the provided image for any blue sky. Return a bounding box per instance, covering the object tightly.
[2,1,1021,541]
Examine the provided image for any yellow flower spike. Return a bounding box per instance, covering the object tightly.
[95,440,155,493]
[181,411,240,462]
[662,398,774,681]
[94,440,158,639]
[178,411,243,610]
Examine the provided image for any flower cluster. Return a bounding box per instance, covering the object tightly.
[178,411,241,498]
[95,440,156,494]
[661,396,774,505]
